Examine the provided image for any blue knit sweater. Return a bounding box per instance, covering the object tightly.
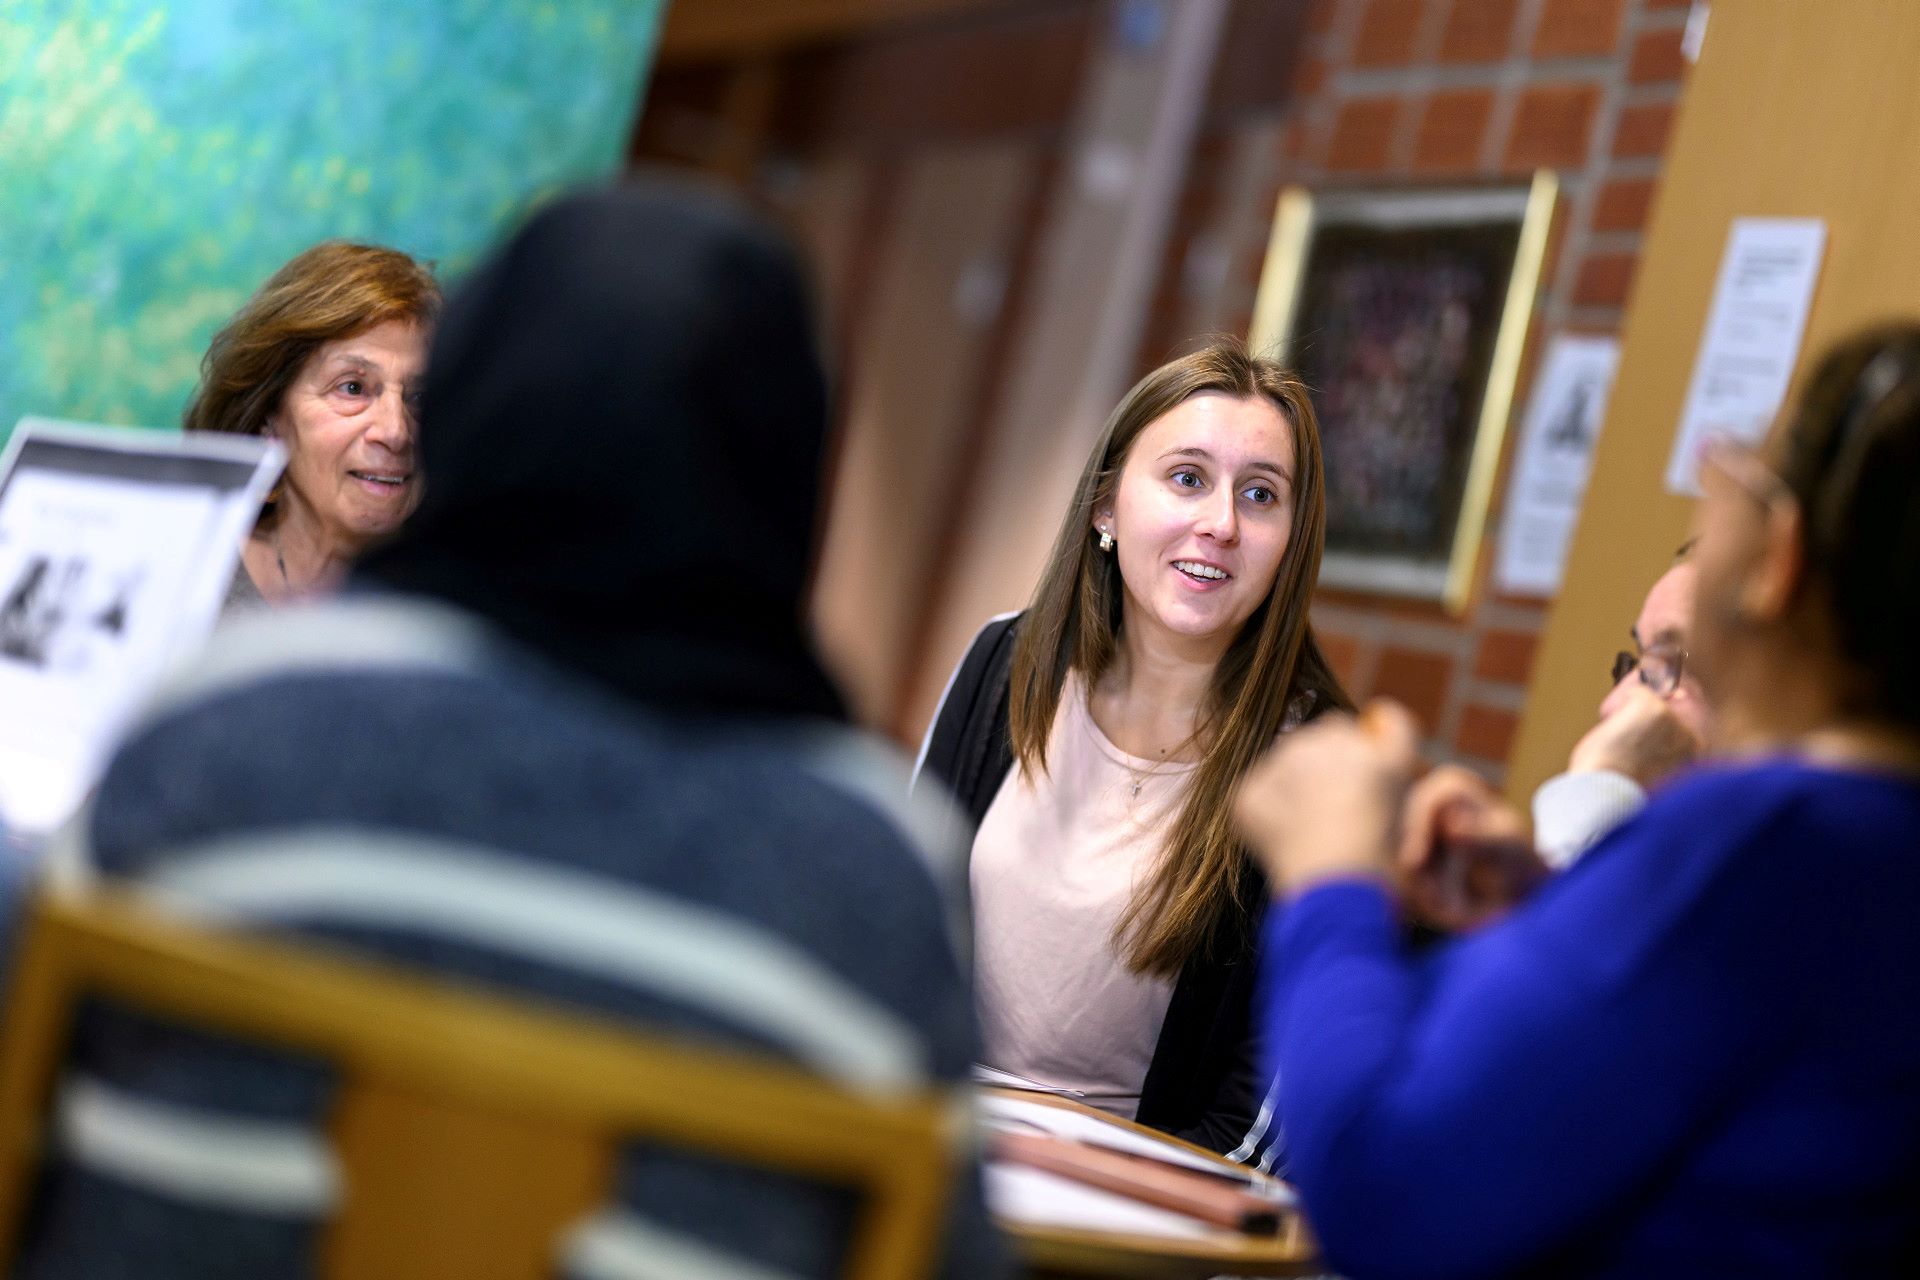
[1261,758,1920,1279]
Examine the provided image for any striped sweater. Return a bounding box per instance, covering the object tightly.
[19,593,1004,1280]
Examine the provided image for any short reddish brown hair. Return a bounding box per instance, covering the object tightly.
[184,241,440,437]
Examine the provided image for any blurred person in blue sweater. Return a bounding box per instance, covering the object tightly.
[1235,323,1920,1279]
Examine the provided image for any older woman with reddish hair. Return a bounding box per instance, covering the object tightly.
[185,242,440,607]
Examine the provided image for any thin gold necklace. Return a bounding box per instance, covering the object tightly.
[271,524,311,597]
[1089,679,1199,797]
[269,522,300,596]
[1122,736,1198,798]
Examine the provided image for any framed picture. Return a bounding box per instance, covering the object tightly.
[1249,174,1558,612]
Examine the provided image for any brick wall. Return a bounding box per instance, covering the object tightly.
[1140,0,1691,781]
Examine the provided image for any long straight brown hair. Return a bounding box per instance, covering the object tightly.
[1008,338,1351,979]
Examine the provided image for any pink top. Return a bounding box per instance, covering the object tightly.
[970,672,1194,1118]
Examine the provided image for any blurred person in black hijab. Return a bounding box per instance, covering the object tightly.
[357,181,845,722]
[23,181,1001,1279]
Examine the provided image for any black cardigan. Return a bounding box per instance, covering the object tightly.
[914,614,1285,1165]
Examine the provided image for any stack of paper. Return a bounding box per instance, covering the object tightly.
[980,1091,1296,1241]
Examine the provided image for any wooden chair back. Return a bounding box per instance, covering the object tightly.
[0,889,961,1280]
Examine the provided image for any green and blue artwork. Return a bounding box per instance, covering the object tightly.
[0,0,662,444]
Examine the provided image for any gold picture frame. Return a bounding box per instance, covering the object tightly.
[1250,172,1558,613]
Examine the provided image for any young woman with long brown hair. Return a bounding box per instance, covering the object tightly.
[915,338,1349,1158]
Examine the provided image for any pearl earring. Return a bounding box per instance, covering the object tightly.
[1098,529,1114,552]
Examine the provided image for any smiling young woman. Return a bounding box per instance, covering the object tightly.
[184,242,440,607]
[914,339,1350,1160]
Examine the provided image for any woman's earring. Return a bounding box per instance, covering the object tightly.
[1098,529,1115,553]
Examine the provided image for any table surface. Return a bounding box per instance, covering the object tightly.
[982,1088,1321,1278]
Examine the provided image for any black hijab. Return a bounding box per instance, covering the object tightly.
[357,180,846,723]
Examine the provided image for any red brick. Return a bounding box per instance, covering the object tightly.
[1278,121,1307,163]
[1531,0,1626,59]
[1472,628,1540,685]
[1489,582,1569,611]
[1503,82,1601,169]
[1353,0,1428,67]
[1592,176,1656,232]
[1456,704,1521,763]
[1438,0,1518,63]
[1573,251,1637,308]
[1412,88,1494,173]
[1317,631,1364,691]
[1628,26,1688,83]
[1613,99,1676,158]
[1317,585,1454,625]
[1306,0,1344,37]
[1372,648,1454,728]
[1291,54,1331,99]
[1325,96,1403,172]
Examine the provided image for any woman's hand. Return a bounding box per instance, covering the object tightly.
[1397,765,1547,932]
[1234,699,1421,895]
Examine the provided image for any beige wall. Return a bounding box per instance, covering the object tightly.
[1508,0,1920,800]
[898,0,1231,744]
[807,143,1038,724]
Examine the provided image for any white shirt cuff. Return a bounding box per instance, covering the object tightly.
[1531,770,1647,870]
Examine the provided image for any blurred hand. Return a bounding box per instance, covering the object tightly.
[1234,700,1420,895]
[1568,682,1704,788]
[1396,765,1546,932]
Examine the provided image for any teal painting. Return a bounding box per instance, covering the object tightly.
[0,0,663,443]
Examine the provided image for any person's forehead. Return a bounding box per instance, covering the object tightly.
[1635,562,1696,644]
[314,320,423,369]
[1135,392,1295,471]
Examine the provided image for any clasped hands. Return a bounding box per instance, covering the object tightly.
[1231,702,1538,932]
[1234,684,1700,931]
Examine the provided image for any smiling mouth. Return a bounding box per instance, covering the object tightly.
[349,470,412,491]
[1173,559,1230,583]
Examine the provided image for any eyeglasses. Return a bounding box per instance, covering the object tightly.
[1609,643,1686,698]
[1699,435,1790,508]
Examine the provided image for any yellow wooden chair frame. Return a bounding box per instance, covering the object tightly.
[0,889,961,1280]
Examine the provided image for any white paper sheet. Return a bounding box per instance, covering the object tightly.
[1496,335,1621,596]
[0,421,283,837]
[1665,217,1826,495]
[985,1162,1232,1239]
[971,1064,1086,1097]
[979,1092,1295,1200]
